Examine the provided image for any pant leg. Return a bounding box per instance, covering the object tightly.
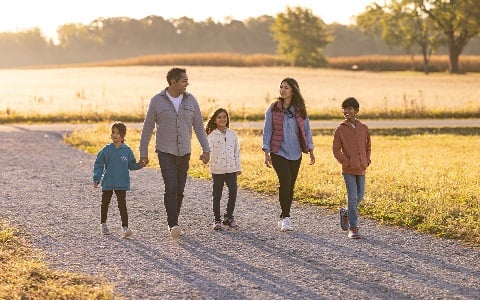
[224,172,238,219]
[158,151,180,228]
[356,175,366,205]
[176,153,191,216]
[157,151,190,228]
[271,154,293,218]
[343,173,360,228]
[101,190,113,223]
[212,173,225,221]
[286,158,302,216]
[115,190,128,227]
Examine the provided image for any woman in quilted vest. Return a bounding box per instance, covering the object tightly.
[262,78,315,232]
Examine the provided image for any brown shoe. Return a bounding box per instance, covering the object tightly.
[348,227,361,239]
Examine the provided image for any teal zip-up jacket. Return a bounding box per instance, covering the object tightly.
[93,143,143,191]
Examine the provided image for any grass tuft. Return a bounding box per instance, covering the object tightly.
[0,220,117,299]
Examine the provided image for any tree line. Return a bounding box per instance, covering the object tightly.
[1,1,479,73]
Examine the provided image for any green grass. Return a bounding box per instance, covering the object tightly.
[0,220,117,299]
[65,124,480,245]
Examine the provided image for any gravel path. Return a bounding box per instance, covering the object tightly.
[1,124,479,299]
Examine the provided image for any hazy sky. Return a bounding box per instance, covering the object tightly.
[1,0,375,40]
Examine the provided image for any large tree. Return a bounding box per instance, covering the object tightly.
[414,0,480,73]
[271,6,331,67]
[357,0,444,74]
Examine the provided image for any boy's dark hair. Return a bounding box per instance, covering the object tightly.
[205,108,229,135]
[112,121,127,142]
[166,67,187,85]
[342,97,360,110]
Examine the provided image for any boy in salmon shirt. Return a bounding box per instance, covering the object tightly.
[332,97,371,239]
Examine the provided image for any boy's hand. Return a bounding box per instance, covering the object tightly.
[309,151,316,165]
[93,181,99,188]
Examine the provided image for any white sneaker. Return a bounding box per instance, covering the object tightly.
[169,225,182,240]
[277,218,283,230]
[281,217,293,231]
[101,223,110,235]
[123,226,133,238]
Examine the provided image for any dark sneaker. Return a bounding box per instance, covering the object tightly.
[348,227,361,239]
[223,217,239,229]
[339,208,349,231]
[213,220,222,231]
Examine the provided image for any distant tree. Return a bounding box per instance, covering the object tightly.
[324,23,405,57]
[244,16,276,53]
[357,0,444,74]
[414,0,480,73]
[0,28,52,67]
[271,6,331,67]
[57,23,103,62]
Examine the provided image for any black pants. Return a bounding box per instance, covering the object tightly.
[101,190,128,227]
[212,172,238,221]
[271,153,301,218]
[157,151,190,228]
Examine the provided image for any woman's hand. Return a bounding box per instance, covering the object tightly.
[264,151,272,168]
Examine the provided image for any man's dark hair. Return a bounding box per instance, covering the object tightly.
[166,67,187,85]
[341,97,360,110]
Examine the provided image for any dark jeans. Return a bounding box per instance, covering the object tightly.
[212,172,238,221]
[157,151,190,228]
[101,190,128,227]
[271,153,301,218]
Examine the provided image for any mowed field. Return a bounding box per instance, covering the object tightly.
[1,66,480,118]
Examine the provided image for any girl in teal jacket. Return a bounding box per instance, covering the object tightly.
[93,122,143,238]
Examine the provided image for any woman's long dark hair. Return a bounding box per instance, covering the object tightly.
[205,108,230,135]
[271,77,307,119]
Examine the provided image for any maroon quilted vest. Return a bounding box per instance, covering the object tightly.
[270,101,308,154]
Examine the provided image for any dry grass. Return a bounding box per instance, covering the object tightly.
[0,220,117,299]
[65,125,480,245]
[1,66,479,123]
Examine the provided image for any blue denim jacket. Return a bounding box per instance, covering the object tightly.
[262,106,314,160]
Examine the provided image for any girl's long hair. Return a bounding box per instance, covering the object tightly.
[205,108,229,135]
[271,77,307,119]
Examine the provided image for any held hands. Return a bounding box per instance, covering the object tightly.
[199,152,210,164]
[140,157,149,168]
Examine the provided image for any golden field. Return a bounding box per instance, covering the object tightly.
[65,125,480,245]
[1,66,479,122]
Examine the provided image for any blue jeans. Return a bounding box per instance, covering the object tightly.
[342,173,365,228]
[157,151,190,228]
[271,153,301,218]
[212,172,238,221]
